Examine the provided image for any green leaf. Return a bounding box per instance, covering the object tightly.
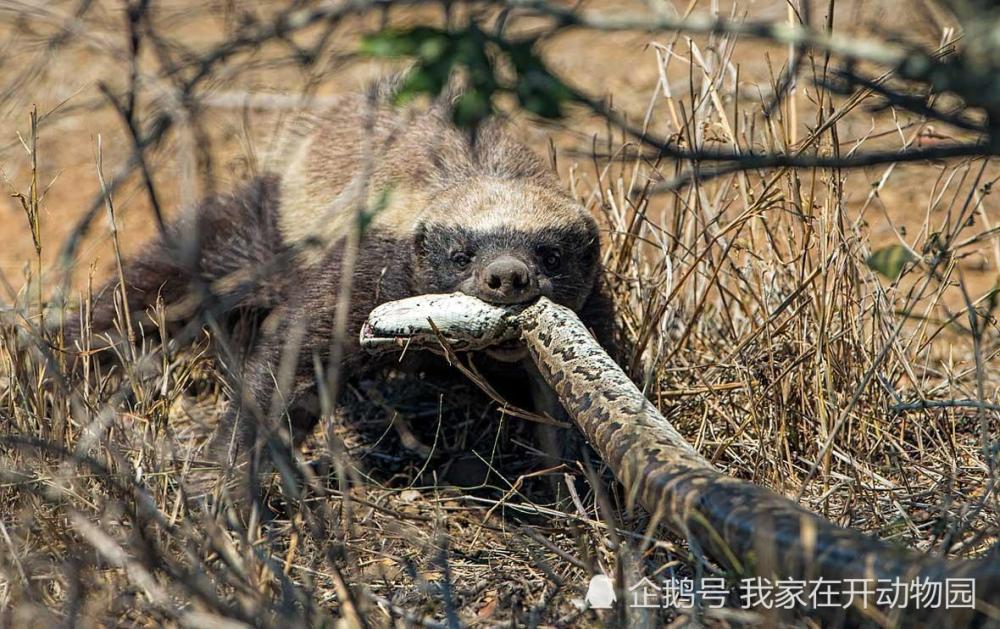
[506,40,571,119]
[360,27,450,59]
[452,90,492,128]
[360,25,573,122]
[416,35,450,62]
[360,31,415,57]
[516,74,571,119]
[393,63,451,104]
[866,245,918,279]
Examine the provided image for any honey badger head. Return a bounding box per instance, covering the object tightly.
[271,96,603,361]
[411,177,600,359]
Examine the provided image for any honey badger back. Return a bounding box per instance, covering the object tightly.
[73,86,616,501]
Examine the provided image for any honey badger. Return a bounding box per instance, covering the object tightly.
[73,83,616,498]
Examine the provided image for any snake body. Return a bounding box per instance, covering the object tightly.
[362,293,1000,624]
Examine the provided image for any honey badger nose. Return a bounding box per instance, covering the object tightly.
[480,256,538,304]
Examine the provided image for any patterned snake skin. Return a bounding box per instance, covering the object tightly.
[363,294,1000,624]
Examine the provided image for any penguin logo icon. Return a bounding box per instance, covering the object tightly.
[585,574,616,609]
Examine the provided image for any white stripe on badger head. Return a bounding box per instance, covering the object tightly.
[429,178,589,233]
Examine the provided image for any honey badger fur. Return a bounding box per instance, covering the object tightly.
[72,84,617,498]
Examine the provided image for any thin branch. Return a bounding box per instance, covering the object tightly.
[647,142,990,193]
[831,69,988,133]
[556,80,993,192]
[501,0,925,69]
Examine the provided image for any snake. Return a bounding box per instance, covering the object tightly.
[361,293,1000,625]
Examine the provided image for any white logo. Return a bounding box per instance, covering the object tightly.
[585,574,616,609]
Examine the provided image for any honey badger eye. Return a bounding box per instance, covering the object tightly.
[541,249,562,270]
[450,250,472,268]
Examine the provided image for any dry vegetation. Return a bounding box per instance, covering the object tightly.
[0,0,998,626]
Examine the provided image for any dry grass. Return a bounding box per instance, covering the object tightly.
[0,0,998,626]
